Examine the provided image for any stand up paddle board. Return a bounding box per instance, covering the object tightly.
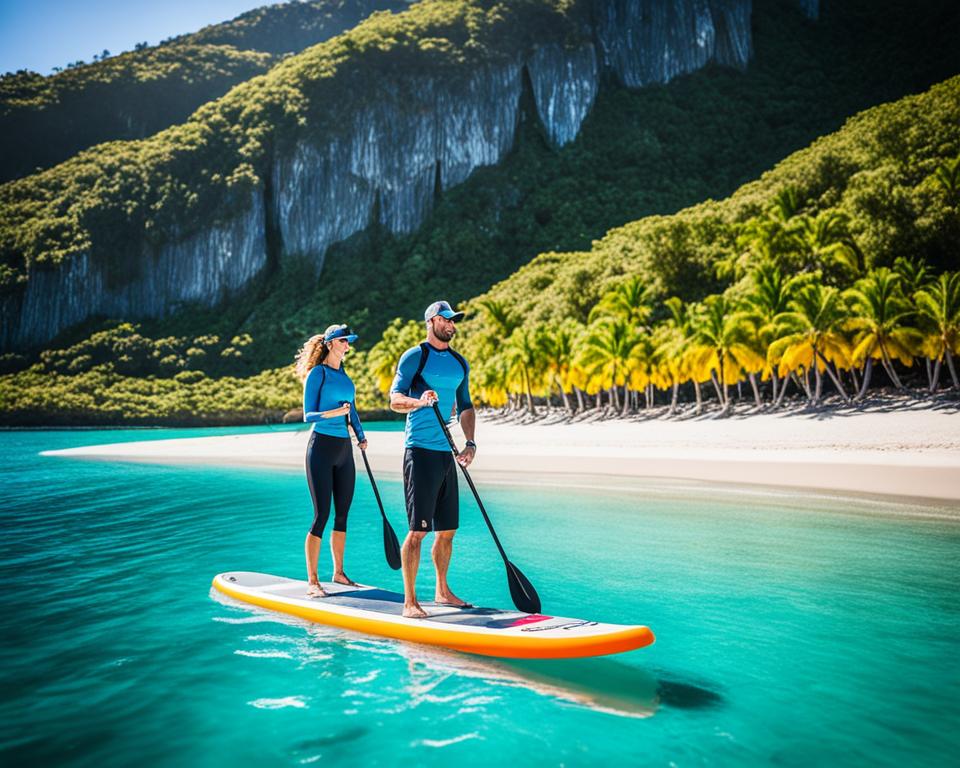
[212,572,654,659]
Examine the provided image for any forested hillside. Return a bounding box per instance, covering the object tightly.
[1,0,959,424]
[3,76,958,424]
[0,0,405,183]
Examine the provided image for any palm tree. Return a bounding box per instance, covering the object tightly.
[651,321,685,413]
[589,275,655,327]
[505,328,543,415]
[537,321,582,414]
[579,319,639,412]
[793,211,863,277]
[664,297,712,414]
[933,155,960,204]
[915,272,960,390]
[689,295,765,414]
[627,331,658,414]
[477,299,521,354]
[895,256,935,386]
[367,318,424,395]
[738,261,814,405]
[844,268,921,395]
[768,283,852,404]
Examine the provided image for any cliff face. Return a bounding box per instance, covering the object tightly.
[4,194,267,349]
[2,0,757,352]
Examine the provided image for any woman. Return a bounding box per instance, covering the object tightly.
[294,324,368,598]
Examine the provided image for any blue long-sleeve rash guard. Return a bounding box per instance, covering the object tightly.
[303,364,365,441]
[390,343,472,451]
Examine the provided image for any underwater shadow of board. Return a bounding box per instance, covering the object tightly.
[496,658,724,714]
[211,590,721,717]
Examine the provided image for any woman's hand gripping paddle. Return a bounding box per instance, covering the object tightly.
[345,412,401,570]
[430,403,541,614]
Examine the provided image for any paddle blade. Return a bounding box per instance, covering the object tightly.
[382,520,402,570]
[505,560,541,614]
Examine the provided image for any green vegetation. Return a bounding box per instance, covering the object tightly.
[5,76,959,423]
[0,1,406,183]
[247,0,960,353]
[433,75,960,413]
[174,0,408,54]
[3,0,960,424]
[0,0,583,288]
[0,45,275,183]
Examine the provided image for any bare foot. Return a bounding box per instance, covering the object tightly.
[306,582,329,598]
[434,590,472,608]
[402,602,428,619]
[332,572,359,587]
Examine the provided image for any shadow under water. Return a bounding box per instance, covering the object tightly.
[212,589,724,720]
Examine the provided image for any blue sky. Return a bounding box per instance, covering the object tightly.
[0,0,275,74]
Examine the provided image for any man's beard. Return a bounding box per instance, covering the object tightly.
[435,325,456,342]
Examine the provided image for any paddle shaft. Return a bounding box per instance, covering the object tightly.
[345,413,402,570]
[429,403,510,563]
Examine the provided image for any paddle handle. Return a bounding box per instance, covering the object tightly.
[430,403,510,564]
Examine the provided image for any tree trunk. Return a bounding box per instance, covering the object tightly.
[925,357,933,390]
[856,357,873,400]
[814,350,850,402]
[946,349,960,389]
[670,382,679,414]
[878,341,904,389]
[523,367,537,415]
[813,355,823,404]
[694,380,703,415]
[793,370,809,400]
[849,364,859,394]
[774,371,791,408]
[621,386,631,416]
[710,371,724,405]
[595,390,602,409]
[574,386,586,412]
[771,371,779,404]
[929,357,942,393]
[803,366,811,399]
[748,372,762,407]
[557,378,573,413]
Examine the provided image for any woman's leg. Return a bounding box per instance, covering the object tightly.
[330,440,357,585]
[305,434,335,595]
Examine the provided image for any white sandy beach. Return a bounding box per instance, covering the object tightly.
[43,405,960,503]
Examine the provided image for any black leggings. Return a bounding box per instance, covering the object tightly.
[305,432,355,537]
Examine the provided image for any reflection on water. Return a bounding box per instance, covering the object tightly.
[211,589,668,719]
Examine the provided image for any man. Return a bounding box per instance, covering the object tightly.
[389,300,477,618]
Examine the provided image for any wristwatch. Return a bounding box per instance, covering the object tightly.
[465,440,477,449]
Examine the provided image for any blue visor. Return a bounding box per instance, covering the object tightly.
[324,326,358,343]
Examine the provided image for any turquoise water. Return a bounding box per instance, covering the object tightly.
[1,427,959,767]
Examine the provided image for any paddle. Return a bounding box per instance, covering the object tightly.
[345,411,401,570]
[430,402,541,614]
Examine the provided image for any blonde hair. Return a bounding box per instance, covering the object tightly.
[293,325,346,381]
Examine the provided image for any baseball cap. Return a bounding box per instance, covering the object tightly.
[424,300,465,322]
[323,325,358,343]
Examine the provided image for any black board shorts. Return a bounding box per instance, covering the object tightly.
[403,447,459,532]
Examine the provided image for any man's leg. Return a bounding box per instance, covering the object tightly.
[432,530,468,607]
[433,457,468,607]
[401,531,428,618]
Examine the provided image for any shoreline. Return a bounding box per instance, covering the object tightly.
[40,408,960,505]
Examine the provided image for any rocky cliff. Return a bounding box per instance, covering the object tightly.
[2,0,759,352]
